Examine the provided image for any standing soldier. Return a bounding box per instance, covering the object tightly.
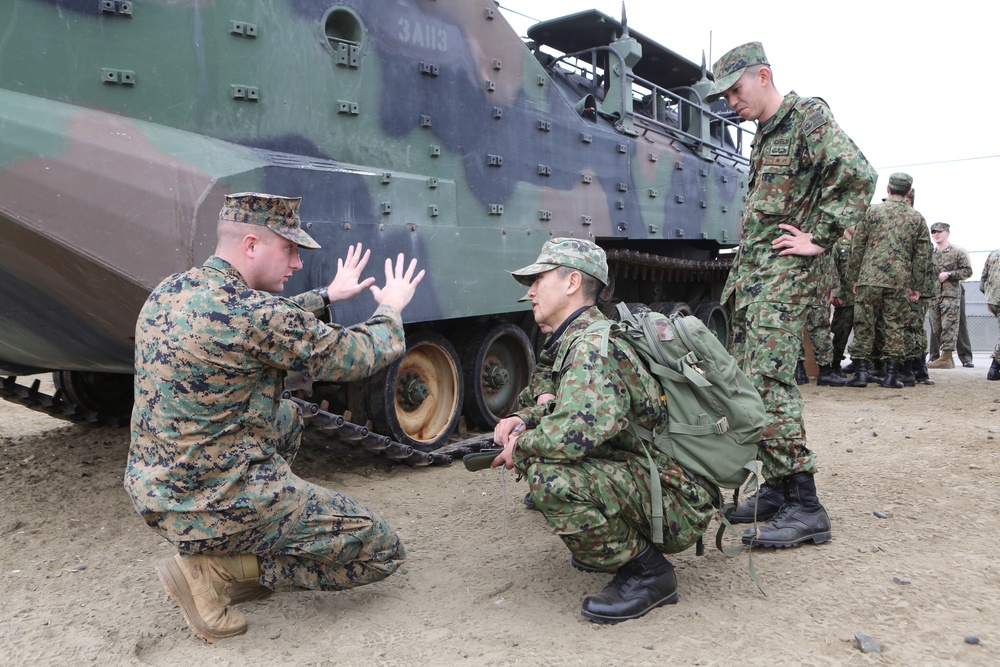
[795,249,848,386]
[845,173,932,388]
[706,42,876,547]
[830,225,856,375]
[927,223,973,369]
[901,189,936,385]
[981,248,1000,381]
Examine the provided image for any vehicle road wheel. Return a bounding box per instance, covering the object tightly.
[462,322,534,429]
[694,301,730,348]
[368,331,463,452]
[52,370,133,421]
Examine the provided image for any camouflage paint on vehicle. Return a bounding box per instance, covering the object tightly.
[0,0,750,448]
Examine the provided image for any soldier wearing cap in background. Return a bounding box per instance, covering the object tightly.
[125,192,425,643]
[706,42,876,547]
[491,238,714,624]
[927,222,973,369]
[844,172,932,388]
[979,247,1000,380]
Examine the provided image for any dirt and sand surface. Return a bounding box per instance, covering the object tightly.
[1,363,998,666]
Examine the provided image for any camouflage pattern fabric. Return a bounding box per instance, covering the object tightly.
[722,92,875,482]
[798,304,834,367]
[511,307,714,569]
[797,251,836,366]
[981,249,1000,362]
[905,298,931,360]
[850,285,911,362]
[930,245,973,350]
[125,255,407,590]
[847,197,932,362]
[722,93,876,312]
[730,302,814,482]
[830,234,854,366]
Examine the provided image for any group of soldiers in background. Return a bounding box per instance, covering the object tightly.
[792,176,985,388]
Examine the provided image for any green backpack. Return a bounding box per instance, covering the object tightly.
[587,302,767,552]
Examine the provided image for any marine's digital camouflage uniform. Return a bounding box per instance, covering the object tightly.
[125,256,407,592]
[511,306,714,570]
[929,244,973,351]
[830,233,855,367]
[981,249,1000,363]
[724,92,876,483]
[847,197,932,363]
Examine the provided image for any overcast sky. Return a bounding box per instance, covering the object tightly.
[498,1,1000,276]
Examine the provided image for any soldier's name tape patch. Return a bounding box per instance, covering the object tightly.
[762,156,792,166]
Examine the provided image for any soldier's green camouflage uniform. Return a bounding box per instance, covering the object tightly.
[981,249,1000,363]
[830,234,854,367]
[905,238,936,361]
[511,306,714,570]
[797,250,836,367]
[929,244,973,352]
[847,197,932,363]
[724,92,876,483]
[125,256,407,592]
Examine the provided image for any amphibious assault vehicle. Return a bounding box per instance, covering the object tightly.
[0,0,751,460]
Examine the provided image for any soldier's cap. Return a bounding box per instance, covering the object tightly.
[219,192,320,249]
[705,41,769,103]
[888,172,913,192]
[511,237,609,288]
[930,222,950,232]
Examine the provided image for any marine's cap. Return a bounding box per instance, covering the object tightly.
[706,41,769,103]
[930,222,950,232]
[511,237,609,287]
[220,192,320,249]
[888,172,913,192]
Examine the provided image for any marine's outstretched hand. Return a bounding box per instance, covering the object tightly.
[370,253,425,312]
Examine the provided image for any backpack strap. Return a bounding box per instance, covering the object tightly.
[626,421,665,545]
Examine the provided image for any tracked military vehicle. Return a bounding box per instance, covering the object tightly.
[0,1,751,459]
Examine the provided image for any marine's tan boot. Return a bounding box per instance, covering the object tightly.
[927,350,955,369]
[213,554,272,605]
[156,554,249,643]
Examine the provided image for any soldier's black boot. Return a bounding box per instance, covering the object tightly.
[869,361,886,380]
[846,360,869,387]
[580,543,678,624]
[913,357,935,385]
[897,360,916,387]
[794,360,808,385]
[842,359,856,374]
[742,473,832,548]
[727,481,786,524]
[816,364,849,386]
[879,361,904,389]
[988,359,1000,381]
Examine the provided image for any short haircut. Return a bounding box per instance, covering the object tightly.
[556,266,603,303]
[888,184,910,196]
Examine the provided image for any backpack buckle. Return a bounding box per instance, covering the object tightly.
[714,416,729,434]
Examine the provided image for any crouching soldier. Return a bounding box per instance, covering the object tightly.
[491,238,714,624]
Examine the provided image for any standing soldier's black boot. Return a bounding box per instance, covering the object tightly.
[879,361,904,388]
[794,359,809,385]
[847,360,869,387]
[816,365,849,386]
[580,543,678,623]
[988,359,1000,381]
[913,357,935,385]
[742,473,832,548]
[897,360,916,386]
[727,480,787,523]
